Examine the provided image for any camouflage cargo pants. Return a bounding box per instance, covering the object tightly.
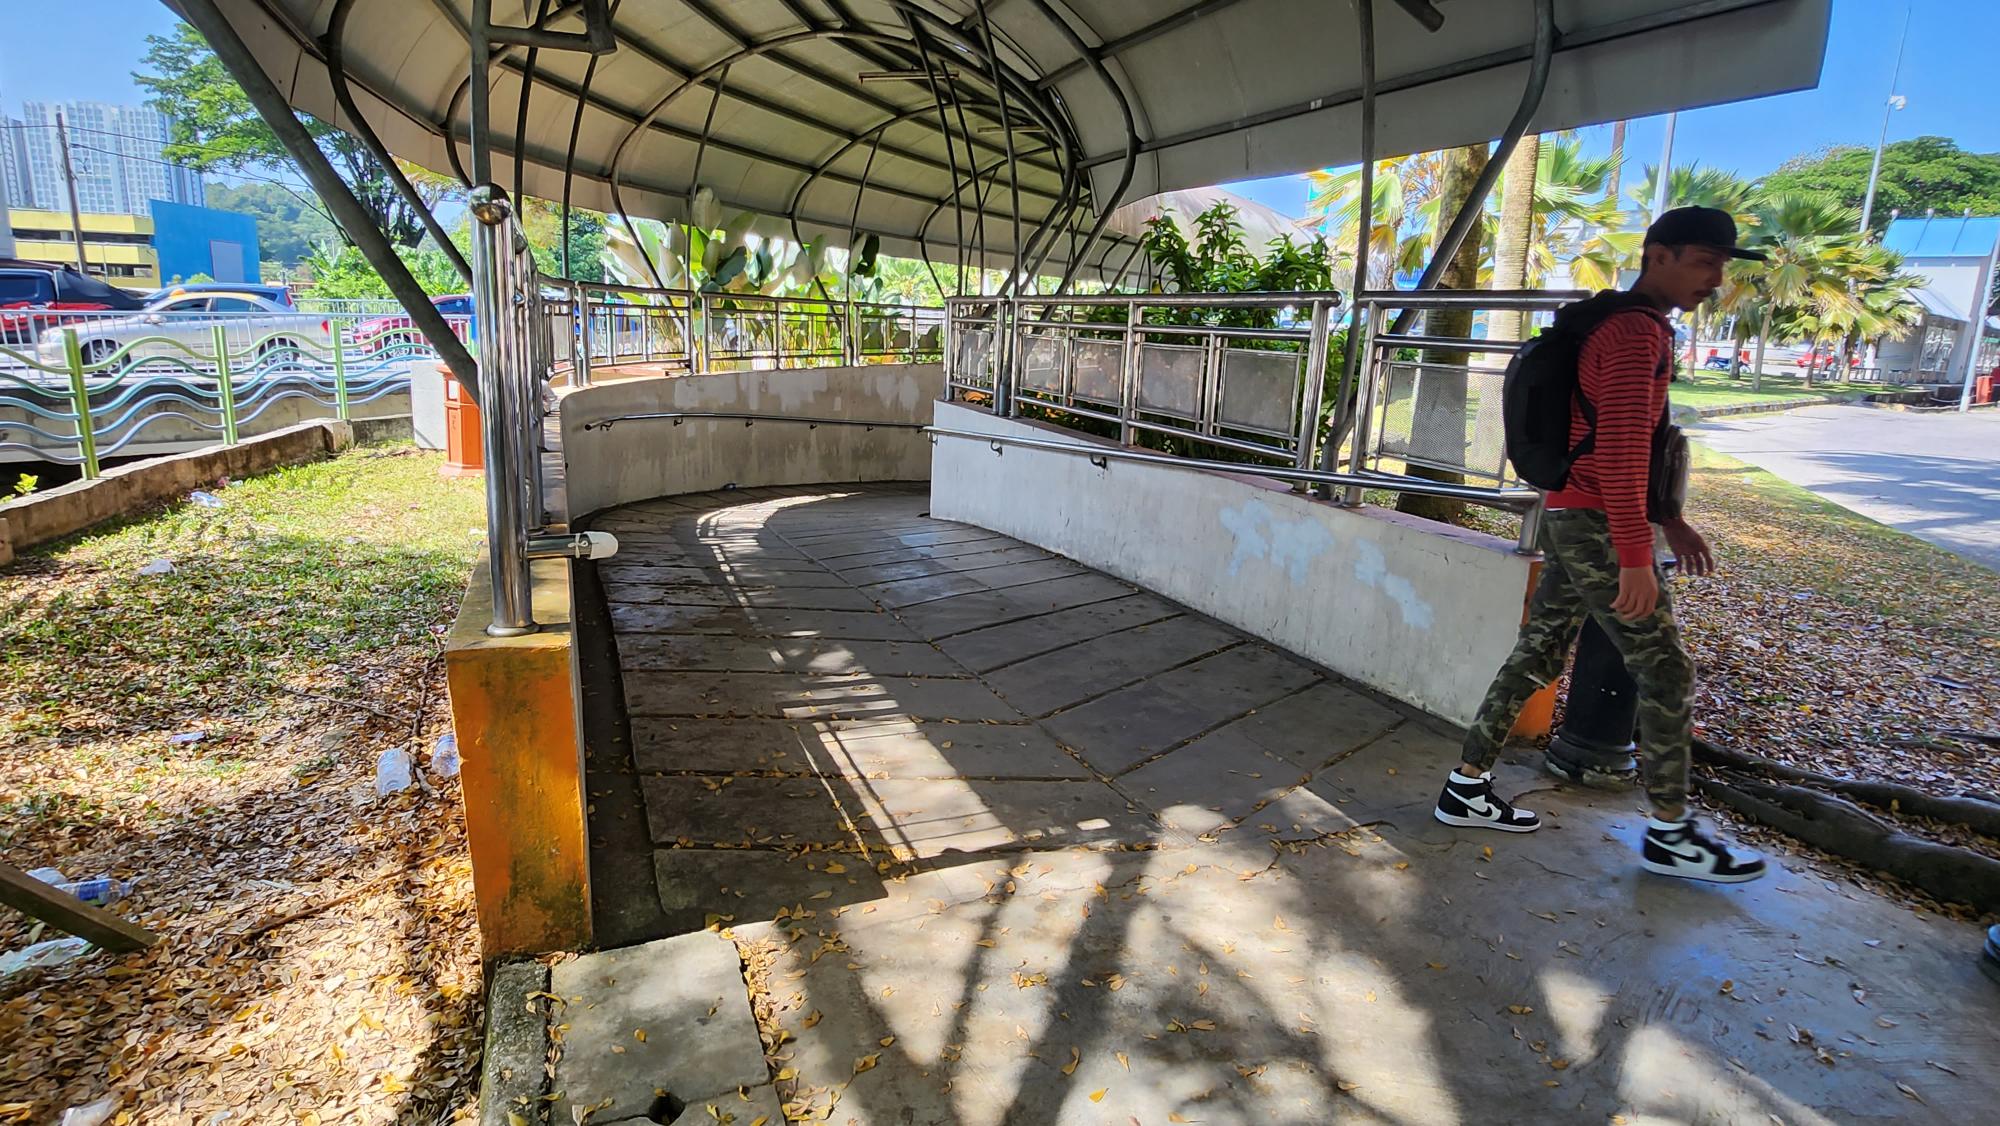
[1461,508,1694,820]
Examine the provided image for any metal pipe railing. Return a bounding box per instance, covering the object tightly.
[581,410,930,432]
[469,187,535,637]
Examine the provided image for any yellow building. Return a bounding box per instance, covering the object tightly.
[7,208,160,290]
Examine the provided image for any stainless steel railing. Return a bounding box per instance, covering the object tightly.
[558,286,944,376]
[942,289,1589,552]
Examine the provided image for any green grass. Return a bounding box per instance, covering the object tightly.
[1670,367,1870,413]
[0,444,488,744]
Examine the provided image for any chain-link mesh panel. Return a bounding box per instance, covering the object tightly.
[1374,360,1510,481]
[1071,337,1124,405]
[1020,333,1065,394]
[1137,341,1203,419]
[1217,347,1302,437]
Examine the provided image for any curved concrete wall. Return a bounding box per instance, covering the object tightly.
[559,364,942,520]
[928,402,1536,724]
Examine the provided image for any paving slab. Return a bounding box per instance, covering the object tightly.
[623,670,1024,722]
[835,544,1060,585]
[894,573,1139,639]
[549,930,768,1124]
[1042,646,1324,775]
[981,615,1241,717]
[935,594,1185,672]
[608,603,923,640]
[617,634,963,676]
[562,486,2000,1125]
[603,581,878,611]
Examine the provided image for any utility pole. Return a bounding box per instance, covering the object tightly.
[1651,112,1677,220]
[1859,8,1911,236]
[55,109,89,273]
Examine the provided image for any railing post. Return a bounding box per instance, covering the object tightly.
[1121,300,1141,445]
[62,328,100,479]
[331,329,351,421]
[1296,298,1332,472]
[695,293,711,373]
[469,185,535,636]
[213,325,239,446]
[1342,302,1383,507]
[1516,498,1544,556]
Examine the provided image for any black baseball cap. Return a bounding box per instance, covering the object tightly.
[1644,205,1766,261]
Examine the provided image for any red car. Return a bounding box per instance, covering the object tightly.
[350,294,474,354]
[1,259,147,344]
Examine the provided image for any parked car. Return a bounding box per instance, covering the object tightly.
[350,294,474,354]
[1,260,147,344]
[35,291,335,371]
[144,281,296,308]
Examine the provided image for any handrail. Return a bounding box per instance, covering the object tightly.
[925,426,1538,509]
[582,410,929,432]
[949,291,1347,309]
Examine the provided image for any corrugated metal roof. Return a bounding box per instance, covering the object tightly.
[186,0,1834,272]
[1883,215,2000,260]
[1911,285,1966,323]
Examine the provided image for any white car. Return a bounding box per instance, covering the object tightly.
[36,291,335,373]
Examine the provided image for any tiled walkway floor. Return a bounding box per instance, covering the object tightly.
[555,484,2000,1126]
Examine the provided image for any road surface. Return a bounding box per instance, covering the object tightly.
[1692,403,2000,570]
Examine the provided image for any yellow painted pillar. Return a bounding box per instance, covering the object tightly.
[444,557,592,956]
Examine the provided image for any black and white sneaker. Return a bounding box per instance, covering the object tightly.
[1433,770,1542,833]
[1641,818,1767,883]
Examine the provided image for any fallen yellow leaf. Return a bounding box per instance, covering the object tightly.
[634,1028,648,1042]
[855,1053,880,1074]
[880,1035,896,1047]
[1089,1089,1108,1103]
[1061,1046,1080,1076]
[1116,1051,1130,1070]
[802,1010,823,1028]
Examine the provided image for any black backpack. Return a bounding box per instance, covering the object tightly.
[1500,290,1661,492]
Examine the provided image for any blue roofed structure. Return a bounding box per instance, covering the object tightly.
[1878,215,2000,390]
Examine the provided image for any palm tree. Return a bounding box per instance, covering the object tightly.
[1489,135,1541,342]
[1628,165,1759,369]
[1524,137,1638,291]
[1305,152,1448,287]
[1718,193,1872,389]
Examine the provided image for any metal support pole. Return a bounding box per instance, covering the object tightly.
[62,328,99,479]
[213,325,239,446]
[518,242,546,530]
[54,111,89,273]
[572,282,593,388]
[470,187,535,636]
[331,331,351,420]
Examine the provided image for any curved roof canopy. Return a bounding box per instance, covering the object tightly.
[178,0,1831,278]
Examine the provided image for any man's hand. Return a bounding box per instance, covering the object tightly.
[1662,517,1716,577]
[1611,565,1659,621]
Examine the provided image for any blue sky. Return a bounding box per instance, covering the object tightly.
[2,0,1993,217]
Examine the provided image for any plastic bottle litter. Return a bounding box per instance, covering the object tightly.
[0,936,94,977]
[27,866,67,885]
[430,733,461,779]
[137,558,176,576]
[189,490,224,508]
[58,1098,118,1126]
[54,878,135,907]
[374,747,414,795]
[166,730,207,746]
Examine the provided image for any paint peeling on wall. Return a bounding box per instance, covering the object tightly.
[1354,541,1435,630]
[1219,498,1335,583]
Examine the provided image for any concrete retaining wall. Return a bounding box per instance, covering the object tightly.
[928,402,1535,724]
[0,419,353,560]
[559,364,942,520]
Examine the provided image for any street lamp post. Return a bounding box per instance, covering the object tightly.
[1859,9,1911,237]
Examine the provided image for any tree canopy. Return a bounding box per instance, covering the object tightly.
[135,23,450,248]
[204,181,336,267]
[1759,136,2000,234]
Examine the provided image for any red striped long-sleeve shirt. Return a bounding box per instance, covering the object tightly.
[1544,306,1674,568]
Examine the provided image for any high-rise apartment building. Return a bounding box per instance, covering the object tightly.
[0,101,203,216]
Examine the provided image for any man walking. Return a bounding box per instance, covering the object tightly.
[1433,206,1768,884]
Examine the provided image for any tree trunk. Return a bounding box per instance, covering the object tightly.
[1397,143,1490,525]
[1803,342,1816,389]
[1686,306,1701,375]
[1605,120,1627,204]
[1728,332,1744,379]
[1487,134,1540,344]
[1752,335,1766,392]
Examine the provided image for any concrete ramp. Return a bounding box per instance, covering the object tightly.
[548,484,2000,1126]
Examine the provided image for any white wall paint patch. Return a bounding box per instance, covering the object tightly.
[1219,498,1334,583]
[1354,540,1435,631]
